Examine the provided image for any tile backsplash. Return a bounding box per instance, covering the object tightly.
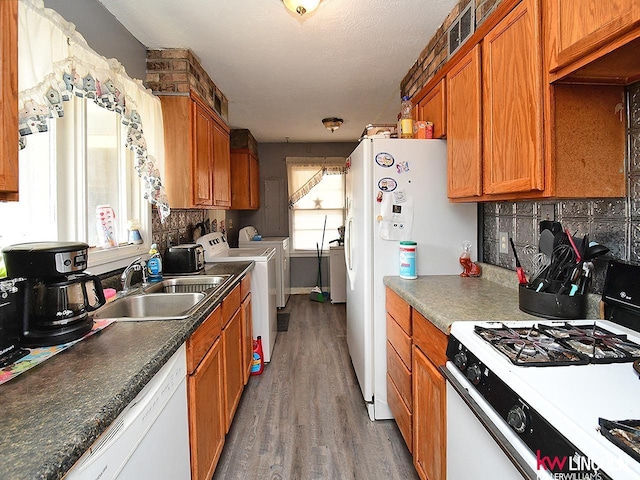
[151,208,206,253]
[482,83,640,294]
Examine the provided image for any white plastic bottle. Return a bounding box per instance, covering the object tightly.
[400,96,414,139]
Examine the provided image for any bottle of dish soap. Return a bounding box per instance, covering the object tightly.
[147,243,163,283]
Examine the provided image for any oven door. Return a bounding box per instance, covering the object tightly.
[443,362,549,480]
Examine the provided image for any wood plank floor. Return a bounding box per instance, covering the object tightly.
[213,294,418,480]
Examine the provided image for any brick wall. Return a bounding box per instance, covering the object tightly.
[401,0,504,99]
[145,48,229,121]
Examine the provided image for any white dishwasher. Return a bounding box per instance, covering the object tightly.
[66,344,191,480]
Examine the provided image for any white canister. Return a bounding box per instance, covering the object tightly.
[399,241,417,279]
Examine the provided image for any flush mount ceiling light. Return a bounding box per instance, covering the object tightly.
[283,0,321,16]
[322,117,343,133]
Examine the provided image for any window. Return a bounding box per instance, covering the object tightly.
[287,158,345,253]
[0,97,150,274]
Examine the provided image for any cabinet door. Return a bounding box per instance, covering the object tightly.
[241,293,253,384]
[446,45,482,199]
[413,346,446,480]
[188,337,224,480]
[212,118,231,208]
[230,151,250,209]
[483,0,543,195]
[223,307,244,431]
[0,0,18,200]
[192,101,213,207]
[417,79,446,139]
[249,153,260,209]
[550,0,640,71]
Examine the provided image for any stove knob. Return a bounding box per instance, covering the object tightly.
[465,363,481,385]
[507,405,528,434]
[453,351,468,370]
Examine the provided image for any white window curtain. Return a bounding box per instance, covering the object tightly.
[17,0,170,222]
[287,157,346,208]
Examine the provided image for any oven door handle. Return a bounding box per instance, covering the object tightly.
[441,365,539,480]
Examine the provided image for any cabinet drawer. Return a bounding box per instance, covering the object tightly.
[413,311,447,366]
[387,341,412,411]
[240,273,251,299]
[386,288,411,335]
[221,284,241,326]
[187,306,222,374]
[387,314,412,369]
[387,373,413,453]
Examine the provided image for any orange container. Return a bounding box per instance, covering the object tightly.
[250,336,264,375]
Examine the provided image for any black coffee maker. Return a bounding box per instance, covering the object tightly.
[3,242,106,347]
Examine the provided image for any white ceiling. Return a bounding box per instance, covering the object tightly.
[98,0,457,143]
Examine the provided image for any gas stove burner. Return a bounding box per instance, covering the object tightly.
[474,322,640,366]
[475,325,587,366]
[538,323,640,363]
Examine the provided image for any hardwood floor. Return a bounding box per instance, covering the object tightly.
[213,295,418,480]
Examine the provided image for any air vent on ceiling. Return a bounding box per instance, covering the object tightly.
[448,2,475,58]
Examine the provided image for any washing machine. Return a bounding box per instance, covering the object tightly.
[238,226,290,309]
[196,232,278,362]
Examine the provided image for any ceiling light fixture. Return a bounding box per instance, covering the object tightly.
[322,117,343,133]
[283,0,321,16]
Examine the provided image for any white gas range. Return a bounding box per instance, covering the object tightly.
[444,261,640,480]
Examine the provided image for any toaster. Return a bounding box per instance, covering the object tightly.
[163,244,205,274]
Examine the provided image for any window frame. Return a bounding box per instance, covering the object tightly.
[5,97,152,275]
[286,157,345,257]
[65,97,152,273]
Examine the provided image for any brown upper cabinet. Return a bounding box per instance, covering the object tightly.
[414,79,446,139]
[482,0,544,196]
[161,93,231,209]
[1,0,19,201]
[230,149,260,210]
[546,0,640,83]
[446,45,482,199]
[416,0,626,201]
[230,129,260,210]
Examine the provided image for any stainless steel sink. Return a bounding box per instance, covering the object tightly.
[143,275,232,294]
[93,292,206,321]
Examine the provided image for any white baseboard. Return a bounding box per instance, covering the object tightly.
[290,287,330,295]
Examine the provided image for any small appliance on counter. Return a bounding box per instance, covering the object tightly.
[163,243,205,274]
[2,242,106,347]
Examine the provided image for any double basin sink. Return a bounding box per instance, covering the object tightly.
[92,275,233,321]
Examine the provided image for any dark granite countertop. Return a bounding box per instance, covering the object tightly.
[0,261,253,480]
[384,263,601,334]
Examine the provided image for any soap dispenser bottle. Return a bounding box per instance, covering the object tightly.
[147,243,163,283]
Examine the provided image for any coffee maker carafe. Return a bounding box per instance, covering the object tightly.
[3,242,106,347]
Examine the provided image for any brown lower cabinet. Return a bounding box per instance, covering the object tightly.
[386,288,447,480]
[413,347,446,480]
[223,307,243,432]
[187,306,225,480]
[187,274,253,480]
[241,276,253,384]
[412,311,447,480]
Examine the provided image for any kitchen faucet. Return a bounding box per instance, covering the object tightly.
[120,257,148,293]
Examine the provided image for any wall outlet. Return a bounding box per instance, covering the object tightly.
[540,204,555,221]
[499,232,509,254]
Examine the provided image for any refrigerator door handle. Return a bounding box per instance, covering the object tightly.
[345,217,355,289]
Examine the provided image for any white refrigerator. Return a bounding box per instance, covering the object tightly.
[344,138,477,420]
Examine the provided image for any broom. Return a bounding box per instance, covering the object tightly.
[310,216,328,302]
